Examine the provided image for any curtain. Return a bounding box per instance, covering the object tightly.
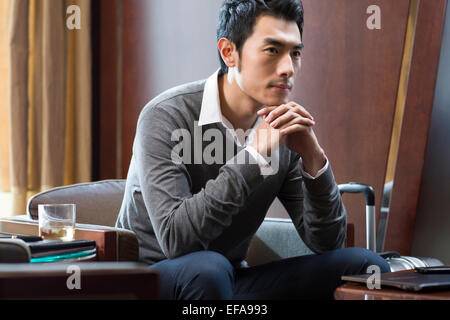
[0,0,12,193]
[9,0,92,216]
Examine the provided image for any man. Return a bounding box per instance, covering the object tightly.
[116,0,390,300]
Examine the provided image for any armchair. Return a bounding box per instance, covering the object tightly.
[6,180,137,261]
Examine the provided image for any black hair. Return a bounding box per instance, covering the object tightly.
[216,0,304,73]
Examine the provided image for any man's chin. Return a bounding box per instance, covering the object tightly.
[263,96,290,107]
[251,93,290,110]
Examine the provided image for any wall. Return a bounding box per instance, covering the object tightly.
[148,0,222,99]
[411,2,450,263]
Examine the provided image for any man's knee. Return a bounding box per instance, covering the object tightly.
[180,251,235,299]
[339,247,391,274]
[151,250,235,299]
[189,251,234,282]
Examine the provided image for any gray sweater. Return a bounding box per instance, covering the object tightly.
[115,79,347,265]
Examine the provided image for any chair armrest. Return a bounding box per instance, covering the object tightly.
[247,218,355,267]
[247,218,314,266]
[0,239,31,263]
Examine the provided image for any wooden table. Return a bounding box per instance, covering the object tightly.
[0,262,158,299]
[335,278,450,300]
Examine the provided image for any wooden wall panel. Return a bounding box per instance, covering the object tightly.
[120,0,153,177]
[385,0,448,255]
[94,0,153,179]
[293,0,410,248]
[93,0,119,180]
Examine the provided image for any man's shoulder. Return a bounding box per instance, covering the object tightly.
[147,79,206,111]
[136,79,206,129]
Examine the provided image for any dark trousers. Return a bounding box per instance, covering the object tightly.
[149,247,390,300]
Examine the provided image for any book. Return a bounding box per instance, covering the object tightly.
[1,231,98,263]
[27,239,96,258]
[30,248,97,263]
[342,270,450,292]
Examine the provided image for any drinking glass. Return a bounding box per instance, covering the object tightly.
[38,204,76,241]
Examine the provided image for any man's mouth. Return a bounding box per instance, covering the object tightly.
[270,83,292,91]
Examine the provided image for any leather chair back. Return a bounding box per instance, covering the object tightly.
[27,180,126,227]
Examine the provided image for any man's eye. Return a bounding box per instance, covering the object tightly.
[292,50,302,58]
[265,47,278,54]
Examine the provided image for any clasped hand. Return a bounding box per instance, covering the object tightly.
[250,101,326,176]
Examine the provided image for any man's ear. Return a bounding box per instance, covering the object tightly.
[218,38,238,68]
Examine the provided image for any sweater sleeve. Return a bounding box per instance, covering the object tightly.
[277,152,347,253]
[134,106,264,259]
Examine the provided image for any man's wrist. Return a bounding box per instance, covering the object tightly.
[301,148,327,177]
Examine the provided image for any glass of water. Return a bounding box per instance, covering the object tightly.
[38,204,76,241]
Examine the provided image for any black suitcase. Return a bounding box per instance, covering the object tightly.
[338,182,444,272]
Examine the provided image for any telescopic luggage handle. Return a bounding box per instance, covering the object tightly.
[338,182,376,252]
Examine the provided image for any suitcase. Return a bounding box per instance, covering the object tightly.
[338,182,444,272]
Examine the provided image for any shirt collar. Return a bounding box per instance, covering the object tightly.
[198,68,263,147]
[198,68,224,127]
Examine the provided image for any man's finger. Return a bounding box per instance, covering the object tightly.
[257,106,276,116]
[270,112,315,128]
[280,124,308,136]
[259,103,314,124]
[265,105,291,123]
[288,102,314,120]
[281,116,315,130]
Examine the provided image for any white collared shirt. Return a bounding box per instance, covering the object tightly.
[198,69,328,179]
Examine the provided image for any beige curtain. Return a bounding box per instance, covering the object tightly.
[9,0,92,215]
[0,0,12,193]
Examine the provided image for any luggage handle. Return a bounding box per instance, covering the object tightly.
[338,182,375,206]
[338,182,376,252]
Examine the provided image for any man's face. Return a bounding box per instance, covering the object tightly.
[237,15,303,108]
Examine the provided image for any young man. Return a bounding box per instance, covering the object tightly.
[116,0,390,299]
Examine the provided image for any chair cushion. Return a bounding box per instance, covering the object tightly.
[246,218,314,266]
[27,180,126,227]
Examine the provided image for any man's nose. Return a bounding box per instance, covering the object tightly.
[277,54,295,78]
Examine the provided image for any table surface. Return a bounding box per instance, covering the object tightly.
[335,278,450,300]
[0,262,158,299]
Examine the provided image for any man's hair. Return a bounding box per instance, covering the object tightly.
[216,0,304,73]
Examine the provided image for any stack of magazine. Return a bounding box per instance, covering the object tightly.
[28,239,97,263]
[0,233,96,263]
